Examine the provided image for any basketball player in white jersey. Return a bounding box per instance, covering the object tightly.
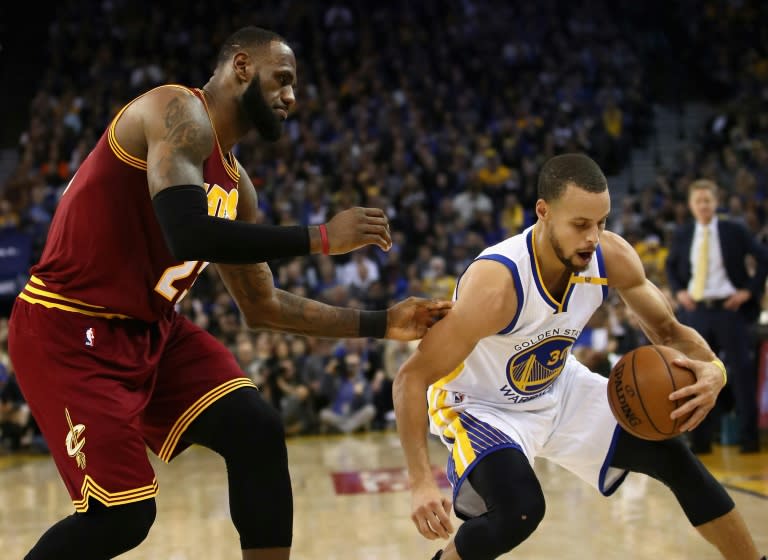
[394,154,764,560]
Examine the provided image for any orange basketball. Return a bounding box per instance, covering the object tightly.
[607,345,696,441]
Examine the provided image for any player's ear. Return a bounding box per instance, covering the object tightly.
[232,52,250,83]
[535,199,548,221]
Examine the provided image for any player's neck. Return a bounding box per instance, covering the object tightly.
[532,223,571,298]
[200,86,242,153]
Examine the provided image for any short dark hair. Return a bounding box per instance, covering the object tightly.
[216,26,287,65]
[537,153,608,201]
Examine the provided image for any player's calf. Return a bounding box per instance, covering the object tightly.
[610,431,734,525]
[26,498,156,559]
[182,387,293,549]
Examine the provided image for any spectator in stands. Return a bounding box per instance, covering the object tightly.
[319,351,376,434]
[421,256,457,302]
[666,179,768,454]
[453,176,493,225]
[0,365,32,452]
[274,358,313,436]
[477,149,513,191]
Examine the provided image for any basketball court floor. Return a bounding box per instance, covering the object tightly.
[0,431,765,559]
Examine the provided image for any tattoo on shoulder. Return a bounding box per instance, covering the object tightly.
[163,97,204,153]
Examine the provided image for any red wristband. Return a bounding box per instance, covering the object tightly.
[319,224,330,255]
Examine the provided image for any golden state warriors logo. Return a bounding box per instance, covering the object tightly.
[505,336,574,395]
[65,408,87,470]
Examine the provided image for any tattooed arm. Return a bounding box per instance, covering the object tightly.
[219,166,451,338]
[217,162,360,336]
[219,260,362,337]
[140,86,213,196]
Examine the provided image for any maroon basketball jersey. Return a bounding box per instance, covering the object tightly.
[23,85,240,322]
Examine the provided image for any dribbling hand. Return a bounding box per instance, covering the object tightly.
[668,357,724,432]
[324,207,392,254]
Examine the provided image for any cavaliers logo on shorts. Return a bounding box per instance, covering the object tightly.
[505,336,575,395]
[65,408,87,470]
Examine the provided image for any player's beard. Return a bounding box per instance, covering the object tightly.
[549,227,589,273]
[241,75,283,142]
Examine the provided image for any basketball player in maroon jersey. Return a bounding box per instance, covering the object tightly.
[7,27,450,560]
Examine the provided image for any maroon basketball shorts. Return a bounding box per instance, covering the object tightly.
[8,299,254,512]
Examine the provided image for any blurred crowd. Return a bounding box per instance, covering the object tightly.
[0,0,766,450]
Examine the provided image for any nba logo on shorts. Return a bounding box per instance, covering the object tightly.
[85,327,95,347]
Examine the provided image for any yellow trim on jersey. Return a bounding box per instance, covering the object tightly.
[108,121,148,170]
[24,283,107,309]
[29,275,46,287]
[445,417,476,477]
[429,388,461,431]
[158,377,256,462]
[197,88,241,183]
[434,362,465,389]
[18,293,133,319]
[427,363,465,431]
[530,227,568,309]
[73,475,158,512]
[570,276,608,285]
[530,228,598,313]
[223,152,241,183]
[106,84,214,172]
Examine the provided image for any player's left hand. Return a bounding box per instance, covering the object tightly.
[385,297,453,340]
[668,357,724,432]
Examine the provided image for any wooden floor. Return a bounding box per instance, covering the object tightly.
[0,432,765,559]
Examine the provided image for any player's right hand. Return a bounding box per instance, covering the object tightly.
[324,207,392,254]
[410,483,454,540]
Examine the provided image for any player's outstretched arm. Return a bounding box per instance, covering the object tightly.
[141,89,391,263]
[393,259,517,541]
[217,166,447,339]
[218,259,450,339]
[602,231,723,432]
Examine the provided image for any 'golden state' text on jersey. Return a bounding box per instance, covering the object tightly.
[428,225,609,421]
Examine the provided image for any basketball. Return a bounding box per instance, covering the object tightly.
[607,345,696,441]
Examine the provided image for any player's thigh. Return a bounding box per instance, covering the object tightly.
[8,302,159,508]
[142,313,255,462]
[440,404,553,518]
[541,360,627,495]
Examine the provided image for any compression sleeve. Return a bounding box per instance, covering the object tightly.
[152,185,310,264]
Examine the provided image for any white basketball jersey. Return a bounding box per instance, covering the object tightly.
[428,225,608,413]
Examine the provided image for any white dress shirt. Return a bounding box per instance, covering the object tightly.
[688,217,737,299]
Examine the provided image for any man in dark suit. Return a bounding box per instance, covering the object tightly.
[666,179,768,454]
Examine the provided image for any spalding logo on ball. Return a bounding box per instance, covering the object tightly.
[607,345,696,441]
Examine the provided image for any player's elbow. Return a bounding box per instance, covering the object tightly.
[392,362,425,402]
[243,314,270,331]
[241,298,281,331]
[163,236,199,262]
[392,369,409,407]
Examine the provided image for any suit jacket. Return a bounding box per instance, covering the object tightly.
[665,218,768,321]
